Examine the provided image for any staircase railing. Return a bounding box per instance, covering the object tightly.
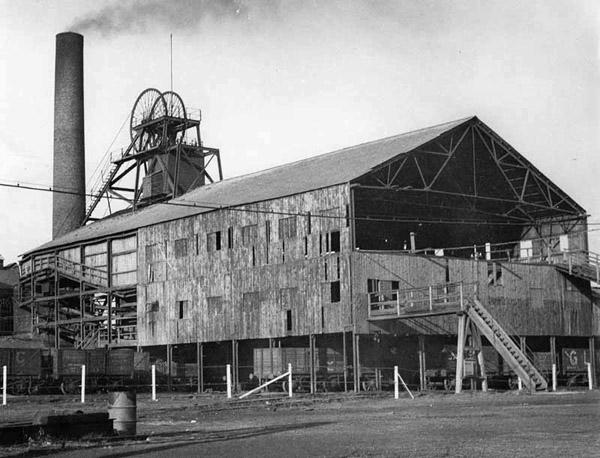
[30,254,108,287]
[368,282,472,318]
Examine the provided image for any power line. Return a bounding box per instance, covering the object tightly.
[0,179,546,227]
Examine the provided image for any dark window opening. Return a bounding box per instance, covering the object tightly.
[304,236,308,257]
[336,257,340,279]
[177,300,188,319]
[330,231,340,252]
[252,246,256,266]
[487,262,503,286]
[207,231,222,252]
[282,240,285,263]
[345,204,350,227]
[324,261,328,280]
[319,234,323,255]
[195,234,200,255]
[266,220,271,244]
[228,227,234,249]
[330,281,341,303]
[307,211,312,234]
[286,310,293,331]
[321,306,325,330]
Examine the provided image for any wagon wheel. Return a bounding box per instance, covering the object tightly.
[130,88,164,151]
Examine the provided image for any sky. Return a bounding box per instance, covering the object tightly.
[0,0,599,263]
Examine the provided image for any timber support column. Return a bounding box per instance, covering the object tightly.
[309,334,316,394]
[589,336,596,389]
[550,336,557,381]
[166,344,172,392]
[455,314,467,394]
[196,341,202,394]
[342,331,348,392]
[232,339,238,393]
[418,335,426,391]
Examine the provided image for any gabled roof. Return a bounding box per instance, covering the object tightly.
[26,116,473,255]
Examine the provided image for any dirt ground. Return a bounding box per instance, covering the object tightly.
[1,389,598,457]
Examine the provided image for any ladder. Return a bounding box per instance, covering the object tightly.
[467,298,548,391]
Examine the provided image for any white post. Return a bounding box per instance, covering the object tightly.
[2,365,6,406]
[288,363,293,398]
[394,366,399,400]
[517,377,522,391]
[587,362,593,391]
[151,364,157,401]
[552,363,557,392]
[81,364,86,403]
[226,364,232,399]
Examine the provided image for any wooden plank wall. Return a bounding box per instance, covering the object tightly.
[354,252,593,336]
[137,184,352,346]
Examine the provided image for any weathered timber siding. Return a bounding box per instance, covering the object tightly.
[352,252,593,336]
[137,185,352,345]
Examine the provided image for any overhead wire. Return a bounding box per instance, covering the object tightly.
[0,178,579,227]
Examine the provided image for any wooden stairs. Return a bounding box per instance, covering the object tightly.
[467,298,548,391]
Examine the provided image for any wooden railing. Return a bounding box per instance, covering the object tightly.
[30,255,108,287]
[368,282,470,319]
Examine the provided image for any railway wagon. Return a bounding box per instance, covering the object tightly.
[0,347,150,394]
[253,347,346,392]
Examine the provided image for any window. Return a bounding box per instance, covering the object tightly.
[324,261,328,280]
[487,262,503,286]
[207,231,222,252]
[146,301,159,313]
[304,236,308,257]
[368,279,399,293]
[307,212,312,234]
[228,227,234,249]
[330,231,340,252]
[145,244,155,263]
[330,281,341,303]
[176,300,188,319]
[252,246,256,267]
[519,240,533,259]
[279,216,297,240]
[242,224,258,246]
[286,310,293,331]
[345,204,350,227]
[146,264,155,283]
[195,234,200,255]
[266,220,271,244]
[174,238,188,258]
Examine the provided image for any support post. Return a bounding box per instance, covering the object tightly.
[196,341,201,394]
[309,334,315,394]
[288,363,293,398]
[552,363,557,392]
[2,365,6,406]
[410,232,416,253]
[589,336,596,389]
[471,325,487,392]
[455,314,466,394]
[518,377,523,391]
[166,344,172,392]
[226,364,232,399]
[550,336,557,374]
[342,331,348,392]
[232,339,238,393]
[151,364,157,401]
[355,333,361,392]
[81,364,85,403]
[418,335,426,391]
[587,363,593,391]
[394,365,399,399]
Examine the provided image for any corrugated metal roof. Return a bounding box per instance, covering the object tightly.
[26,116,474,255]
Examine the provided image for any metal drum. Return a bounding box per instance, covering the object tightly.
[108,390,136,435]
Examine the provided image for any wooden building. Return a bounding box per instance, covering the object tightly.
[18,116,598,391]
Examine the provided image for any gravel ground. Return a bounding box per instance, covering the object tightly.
[1,390,598,457]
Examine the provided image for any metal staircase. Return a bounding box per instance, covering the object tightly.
[467,298,548,391]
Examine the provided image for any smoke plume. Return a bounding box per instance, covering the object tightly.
[69,0,260,36]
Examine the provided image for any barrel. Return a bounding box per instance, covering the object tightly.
[107,390,136,435]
